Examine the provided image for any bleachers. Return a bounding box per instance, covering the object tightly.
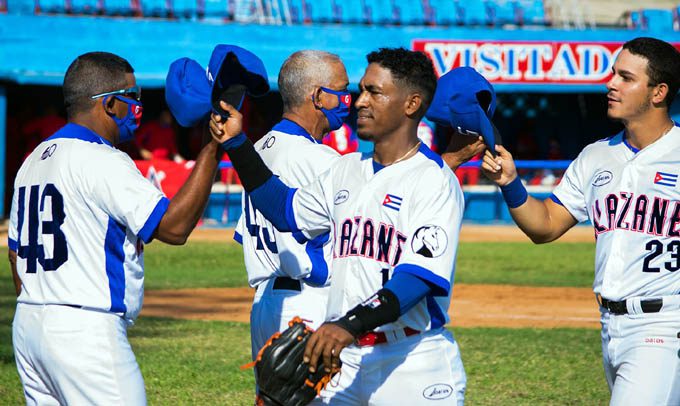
[10,0,677,31]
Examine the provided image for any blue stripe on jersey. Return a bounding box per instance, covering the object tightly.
[285,188,307,244]
[304,232,330,286]
[372,160,385,174]
[138,197,170,244]
[251,176,292,232]
[417,143,444,168]
[105,218,127,314]
[234,231,243,245]
[393,263,450,296]
[46,123,113,146]
[550,194,563,206]
[384,272,431,315]
[272,119,320,144]
[427,295,447,329]
[8,238,17,251]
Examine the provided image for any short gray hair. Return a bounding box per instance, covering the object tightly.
[278,50,342,110]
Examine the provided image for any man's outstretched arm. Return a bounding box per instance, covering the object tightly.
[481,145,577,243]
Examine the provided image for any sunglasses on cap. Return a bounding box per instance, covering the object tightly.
[90,86,142,102]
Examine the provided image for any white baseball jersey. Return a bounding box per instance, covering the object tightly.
[289,144,464,333]
[235,120,339,286]
[552,126,680,301]
[8,123,169,322]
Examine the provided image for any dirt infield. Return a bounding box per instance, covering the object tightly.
[142,225,598,329]
[142,284,600,329]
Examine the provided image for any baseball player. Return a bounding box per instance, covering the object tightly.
[233,50,349,362]
[212,48,481,405]
[481,37,680,405]
[7,52,237,405]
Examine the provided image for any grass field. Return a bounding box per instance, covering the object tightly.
[0,240,609,405]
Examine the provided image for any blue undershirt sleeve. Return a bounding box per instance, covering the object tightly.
[249,176,294,232]
[383,272,432,315]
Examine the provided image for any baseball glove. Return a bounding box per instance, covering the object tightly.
[244,317,340,406]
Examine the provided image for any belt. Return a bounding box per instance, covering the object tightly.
[356,327,420,347]
[272,277,301,291]
[600,297,663,315]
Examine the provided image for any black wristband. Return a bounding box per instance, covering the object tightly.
[330,289,401,338]
[225,139,273,192]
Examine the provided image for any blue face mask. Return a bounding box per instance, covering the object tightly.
[314,87,351,131]
[104,96,143,143]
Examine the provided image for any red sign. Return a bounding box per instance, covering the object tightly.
[134,159,195,199]
[413,40,680,85]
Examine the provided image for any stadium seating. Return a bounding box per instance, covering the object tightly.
[460,0,489,25]
[103,0,133,15]
[335,0,366,24]
[429,0,462,25]
[641,8,673,32]
[69,0,102,14]
[35,0,65,13]
[307,0,334,23]
[200,0,229,18]
[366,0,395,25]
[517,0,546,25]
[286,0,308,23]
[139,0,170,17]
[488,0,519,26]
[394,1,426,25]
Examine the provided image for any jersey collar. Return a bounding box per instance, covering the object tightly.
[46,123,113,147]
[272,119,320,144]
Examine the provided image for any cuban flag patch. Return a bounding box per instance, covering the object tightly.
[654,171,678,188]
[382,194,403,211]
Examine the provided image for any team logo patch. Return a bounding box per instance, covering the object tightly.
[334,190,349,205]
[341,94,352,106]
[40,144,57,160]
[654,171,678,188]
[411,225,448,258]
[422,383,453,400]
[592,170,613,187]
[382,194,403,211]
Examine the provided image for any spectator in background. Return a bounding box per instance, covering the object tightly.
[137,109,185,162]
[322,122,358,155]
[21,104,66,158]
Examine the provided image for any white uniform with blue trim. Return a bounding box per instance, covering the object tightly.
[8,123,168,405]
[234,119,339,361]
[289,145,467,405]
[552,126,680,405]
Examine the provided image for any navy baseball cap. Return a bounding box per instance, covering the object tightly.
[207,44,269,118]
[165,44,270,127]
[426,67,501,154]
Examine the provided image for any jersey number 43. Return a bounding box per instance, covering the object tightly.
[15,184,68,273]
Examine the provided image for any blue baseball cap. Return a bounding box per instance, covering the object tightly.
[165,57,212,127]
[165,45,270,127]
[426,67,500,153]
[207,44,269,118]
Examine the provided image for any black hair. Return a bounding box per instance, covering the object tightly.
[366,48,437,115]
[623,37,680,107]
[63,52,134,118]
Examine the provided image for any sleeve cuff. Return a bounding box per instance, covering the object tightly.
[8,238,17,252]
[138,197,170,243]
[549,193,563,206]
[393,263,450,296]
[234,231,243,245]
[220,133,247,151]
